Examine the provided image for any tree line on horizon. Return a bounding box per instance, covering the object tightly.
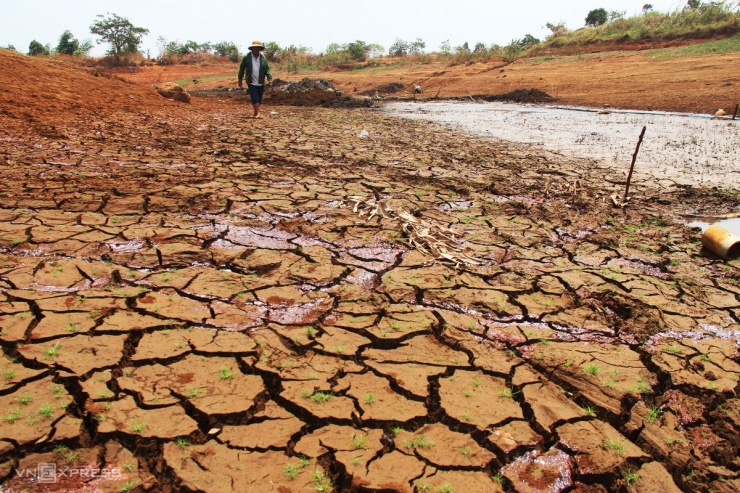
[2,1,738,67]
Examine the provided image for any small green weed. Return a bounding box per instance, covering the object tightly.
[3,408,22,424]
[38,404,54,418]
[120,480,138,492]
[623,469,639,485]
[604,438,625,456]
[218,366,234,380]
[499,387,516,399]
[312,469,332,492]
[16,394,32,405]
[665,344,683,355]
[311,391,333,403]
[44,342,62,359]
[403,434,435,450]
[351,434,367,450]
[186,388,204,398]
[646,407,661,424]
[284,463,299,480]
[64,451,79,465]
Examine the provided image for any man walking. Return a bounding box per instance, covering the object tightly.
[238,41,273,118]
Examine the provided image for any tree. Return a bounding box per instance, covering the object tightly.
[90,13,149,65]
[503,39,524,62]
[4,44,17,51]
[164,41,182,57]
[686,0,701,8]
[409,38,425,55]
[473,42,487,53]
[545,22,569,38]
[642,4,654,13]
[56,30,79,55]
[439,40,451,55]
[585,8,609,26]
[263,41,282,61]
[325,43,342,55]
[28,40,50,56]
[455,41,470,53]
[181,40,201,54]
[609,10,626,21]
[367,43,384,58]
[388,38,409,57]
[346,40,369,61]
[520,34,540,46]
[214,41,240,62]
[76,39,94,56]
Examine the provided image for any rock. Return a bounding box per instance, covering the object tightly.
[156,82,191,103]
[715,109,725,116]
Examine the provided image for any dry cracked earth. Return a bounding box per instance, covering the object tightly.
[1,52,740,493]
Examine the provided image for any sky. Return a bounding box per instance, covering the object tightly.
[1,0,692,57]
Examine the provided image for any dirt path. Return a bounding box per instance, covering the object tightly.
[0,49,739,493]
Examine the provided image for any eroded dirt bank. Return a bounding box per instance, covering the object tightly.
[0,49,739,493]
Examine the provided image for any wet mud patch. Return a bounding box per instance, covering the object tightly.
[190,78,373,108]
[471,88,556,104]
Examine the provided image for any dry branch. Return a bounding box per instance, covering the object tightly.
[347,196,484,268]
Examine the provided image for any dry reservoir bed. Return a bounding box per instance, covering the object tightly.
[0,102,738,493]
[381,101,740,189]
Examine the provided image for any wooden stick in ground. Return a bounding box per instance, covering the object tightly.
[623,126,646,204]
[733,104,739,120]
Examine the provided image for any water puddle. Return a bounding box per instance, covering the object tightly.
[226,226,297,250]
[345,269,376,289]
[267,298,331,325]
[645,325,740,348]
[685,217,740,237]
[502,449,573,493]
[437,200,473,212]
[107,238,146,253]
[382,101,740,187]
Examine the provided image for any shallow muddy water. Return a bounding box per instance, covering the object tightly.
[382,101,740,188]
[687,216,740,236]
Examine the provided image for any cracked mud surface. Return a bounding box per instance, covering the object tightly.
[1,50,739,492]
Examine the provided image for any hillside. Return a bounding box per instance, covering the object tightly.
[114,39,740,115]
[0,48,208,138]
